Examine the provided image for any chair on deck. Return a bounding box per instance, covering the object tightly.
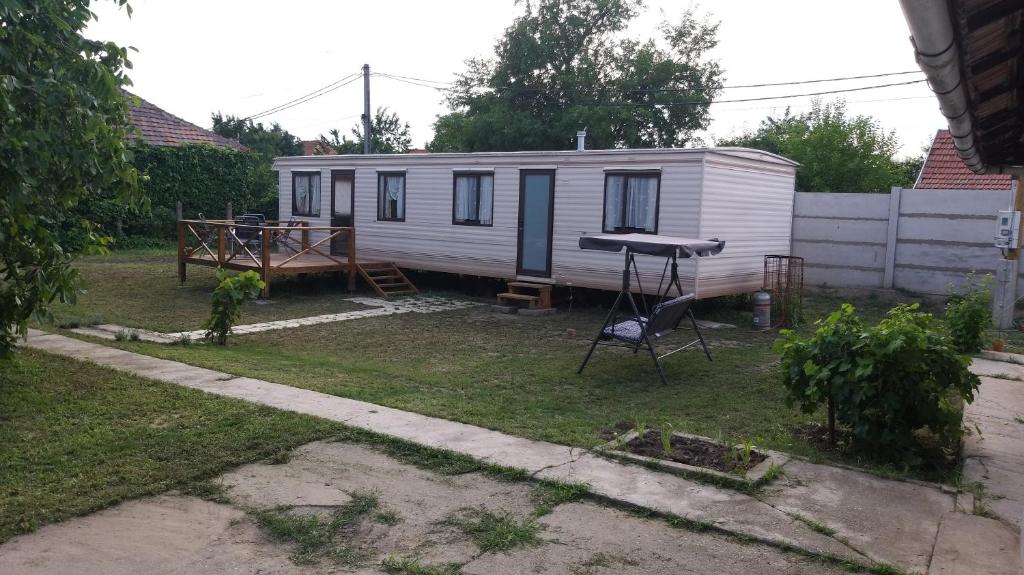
[231,215,264,257]
[592,294,712,385]
[271,218,304,255]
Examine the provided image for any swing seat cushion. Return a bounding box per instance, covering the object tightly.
[602,317,648,344]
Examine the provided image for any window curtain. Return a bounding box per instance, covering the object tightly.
[379,174,405,219]
[455,176,475,221]
[624,176,656,231]
[478,175,493,225]
[295,176,309,215]
[604,175,624,231]
[307,174,321,216]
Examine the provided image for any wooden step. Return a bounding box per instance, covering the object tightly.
[357,262,418,298]
[499,280,553,309]
[497,292,539,301]
[507,281,552,290]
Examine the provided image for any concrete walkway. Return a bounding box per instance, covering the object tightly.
[22,330,1023,574]
[967,352,1024,532]
[69,295,480,343]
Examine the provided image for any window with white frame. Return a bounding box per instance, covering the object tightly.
[603,172,659,233]
[377,172,406,221]
[292,172,321,217]
[453,172,494,226]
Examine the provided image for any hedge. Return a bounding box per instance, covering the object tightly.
[66,143,277,249]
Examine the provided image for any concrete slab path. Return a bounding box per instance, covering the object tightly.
[20,330,1021,573]
[0,442,852,575]
[967,354,1024,531]
[68,295,480,343]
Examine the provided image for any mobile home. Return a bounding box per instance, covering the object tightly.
[271,148,797,298]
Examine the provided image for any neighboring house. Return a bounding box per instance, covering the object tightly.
[302,140,336,156]
[272,147,798,298]
[914,130,1012,190]
[124,91,245,150]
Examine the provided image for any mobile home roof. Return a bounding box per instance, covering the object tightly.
[272,147,799,169]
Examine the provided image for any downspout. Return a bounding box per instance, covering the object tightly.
[898,0,985,173]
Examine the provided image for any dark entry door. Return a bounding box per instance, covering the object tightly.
[331,171,354,256]
[516,170,555,277]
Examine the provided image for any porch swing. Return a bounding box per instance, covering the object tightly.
[576,233,725,385]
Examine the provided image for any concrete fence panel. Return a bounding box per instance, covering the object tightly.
[791,189,1008,295]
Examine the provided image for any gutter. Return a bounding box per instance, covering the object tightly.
[899,0,1024,177]
[898,0,985,173]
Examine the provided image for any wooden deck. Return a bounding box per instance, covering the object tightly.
[177,219,356,297]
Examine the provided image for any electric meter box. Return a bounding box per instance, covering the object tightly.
[995,210,1021,249]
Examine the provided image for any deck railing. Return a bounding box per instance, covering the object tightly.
[176,219,356,296]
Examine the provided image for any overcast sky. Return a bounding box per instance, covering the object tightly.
[86,0,943,157]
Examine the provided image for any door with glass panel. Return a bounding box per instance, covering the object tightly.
[516,170,555,277]
[330,171,354,256]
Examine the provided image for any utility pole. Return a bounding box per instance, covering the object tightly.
[362,63,372,154]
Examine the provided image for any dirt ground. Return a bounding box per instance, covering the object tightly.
[0,441,850,574]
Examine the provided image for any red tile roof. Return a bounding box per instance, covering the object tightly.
[302,140,336,155]
[124,91,245,151]
[914,129,1012,190]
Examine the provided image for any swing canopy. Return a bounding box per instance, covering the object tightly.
[578,234,725,258]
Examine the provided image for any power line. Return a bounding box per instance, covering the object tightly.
[373,73,927,106]
[642,79,928,106]
[372,69,924,91]
[710,94,934,114]
[373,73,447,91]
[373,71,452,87]
[721,69,922,89]
[243,72,362,121]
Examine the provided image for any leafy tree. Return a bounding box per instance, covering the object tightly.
[1,0,142,357]
[210,113,303,161]
[718,100,911,193]
[428,0,723,152]
[318,107,412,154]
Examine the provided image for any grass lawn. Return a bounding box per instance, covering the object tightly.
[60,256,946,480]
[47,250,962,480]
[0,348,345,543]
[46,249,368,333]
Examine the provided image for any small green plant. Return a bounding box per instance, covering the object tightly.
[374,509,402,525]
[659,423,674,456]
[203,268,265,345]
[727,440,756,470]
[175,333,193,346]
[792,513,837,537]
[254,491,378,564]
[529,481,589,516]
[444,508,541,552]
[633,417,647,439]
[776,303,980,455]
[380,556,461,575]
[945,273,992,354]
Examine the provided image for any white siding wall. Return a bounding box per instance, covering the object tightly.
[273,149,798,297]
[697,155,797,297]
[353,166,517,278]
[550,163,703,293]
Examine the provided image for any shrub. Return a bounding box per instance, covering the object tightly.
[945,273,992,354]
[776,303,980,454]
[203,269,265,345]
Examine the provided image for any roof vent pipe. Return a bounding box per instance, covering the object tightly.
[576,128,587,151]
[898,0,984,173]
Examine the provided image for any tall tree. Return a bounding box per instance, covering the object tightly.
[718,100,911,193]
[210,113,303,161]
[1,0,142,356]
[318,107,412,154]
[428,0,723,152]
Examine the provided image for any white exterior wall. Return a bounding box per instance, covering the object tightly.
[273,148,797,298]
[698,153,797,297]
